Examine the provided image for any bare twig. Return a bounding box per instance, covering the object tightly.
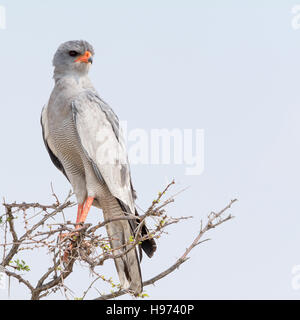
[94,199,236,300]
[0,183,236,300]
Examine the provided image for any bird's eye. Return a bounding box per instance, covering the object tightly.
[69,51,78,57]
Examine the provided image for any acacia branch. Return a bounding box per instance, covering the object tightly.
[0,183,237,300]
[94,199,236,300]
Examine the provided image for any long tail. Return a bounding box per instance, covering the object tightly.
[117,200,157,260]
[102,196,142,295]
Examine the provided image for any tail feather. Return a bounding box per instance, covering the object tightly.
[137,209,157,259]
[117,199,157,259]
[102,199,142,295]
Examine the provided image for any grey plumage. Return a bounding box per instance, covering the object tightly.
[41,40,156,295]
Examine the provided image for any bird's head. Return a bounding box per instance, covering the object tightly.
[53,40,95,79]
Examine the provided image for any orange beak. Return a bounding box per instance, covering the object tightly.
[75,51,93,64]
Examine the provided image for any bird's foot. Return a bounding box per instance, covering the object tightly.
[58,230,91,263]
[58,232,79,264]
[58,231,78,242]
[62,245,73,263]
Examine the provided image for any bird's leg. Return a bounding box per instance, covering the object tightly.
[59,203,84,241]
[61,198,94,263]
[60,203,84,262]
[75,203,85,229]
[76,196,94,227]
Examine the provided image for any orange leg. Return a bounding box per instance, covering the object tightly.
[76,196,94,229]
[60,203,84,240]
[62,198,94,263]
[75,203,85,228]
[61,202,85,262]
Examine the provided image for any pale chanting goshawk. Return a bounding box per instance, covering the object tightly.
[41,40,156,295]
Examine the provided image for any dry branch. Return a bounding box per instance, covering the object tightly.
[0,182,236,300]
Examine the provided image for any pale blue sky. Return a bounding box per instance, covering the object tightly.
[1,0,300,299]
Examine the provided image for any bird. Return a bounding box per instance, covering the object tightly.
[41,40,156,295]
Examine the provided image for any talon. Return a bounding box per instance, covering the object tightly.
[59,232,77,242]
[62,241,75,263]
[63,247,71,263]
[57,200,93,263]
[58,233,76,263]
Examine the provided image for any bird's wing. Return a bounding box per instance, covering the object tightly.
[72,91,135,213]
[41,105,69,181]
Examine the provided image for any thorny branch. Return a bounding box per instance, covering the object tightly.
[0,181,236,300]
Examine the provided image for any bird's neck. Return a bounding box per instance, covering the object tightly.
[53,71,93,90]
[54,65,90,83]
